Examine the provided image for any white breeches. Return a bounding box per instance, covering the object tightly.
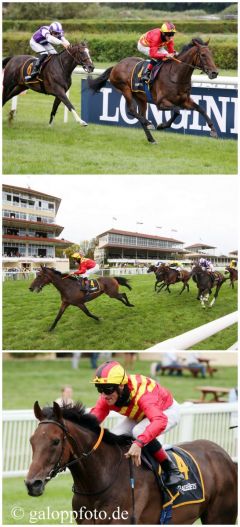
[81,264,100,278]
[137,41,169,59]
[112,399,180,442]
[30,37,57,55]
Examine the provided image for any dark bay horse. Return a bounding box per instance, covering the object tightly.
[2,43,94,125]
[147,264,164,291]
[148,264,191,294]
[29,266,134,331]
[88,38,218,143]
[225,266,238,289]
[25,401,237,525]
[191,265,226,308]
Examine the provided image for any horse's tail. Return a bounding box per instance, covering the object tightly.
[114,276,132,290]
[2,56,12,69]
[88,67,113,92]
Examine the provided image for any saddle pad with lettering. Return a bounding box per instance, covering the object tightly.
[80,278,100,292]
[130,60,165,103]
[162,446,205,509]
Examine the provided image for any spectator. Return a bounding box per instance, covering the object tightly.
[55,385,74,406]
[185,354,206,378]
[72,352,81,369]
[90,353,99,369]
[150,352,183,377]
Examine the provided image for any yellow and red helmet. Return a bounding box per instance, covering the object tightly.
[72,252,83,259]
[160,22,176,34]
[91,361,128,385]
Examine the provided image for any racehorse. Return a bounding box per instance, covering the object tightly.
[191,265,226,308]
[29,266,134,331]
[225,266,238,289]
[147,264,165,291]
[25,401,238,525]
[2,43,94,125]
[147,264,191,294]
[88,38,218,144]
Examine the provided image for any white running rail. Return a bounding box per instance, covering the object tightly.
[3,403,237,477]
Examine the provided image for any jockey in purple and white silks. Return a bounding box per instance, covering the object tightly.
[25,21,70,81]
[199,258,214,273]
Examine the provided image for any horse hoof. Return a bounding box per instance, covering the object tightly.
[150,140,157,145]
[157,124,165,130]
[80,120,88,126]
[210,131,218,138]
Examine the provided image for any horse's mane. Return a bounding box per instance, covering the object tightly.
[178,37,206,56]
[42,403,132,447]
[58,41,87,55]
[43,267,77,281]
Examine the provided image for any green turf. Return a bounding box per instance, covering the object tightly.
[3,72,237,175]
[2,357,237,409]
[2,275,237,351]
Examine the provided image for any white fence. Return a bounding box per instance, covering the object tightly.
[3,403,237,477]
[147,311,238,351]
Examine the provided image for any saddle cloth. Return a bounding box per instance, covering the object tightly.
[142,445,205,523]
[131,60,165,103]
[80,278,100,293]
[22,56,51,83]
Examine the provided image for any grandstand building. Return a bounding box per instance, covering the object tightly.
[2,184,72,274]
[94,228,185,264]
[185,243,235,266]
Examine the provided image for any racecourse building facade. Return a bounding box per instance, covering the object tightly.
[94,228,185,264]
[2,184,72,273]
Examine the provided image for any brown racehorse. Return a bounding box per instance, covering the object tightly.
[191,264,227,308]
[88,38,218,143]
[29,266,134,331]
[25,401,238,525]
[147,264,165,291]
[2,43,94,125]
[148,264,191,294]
[225,266,238,289]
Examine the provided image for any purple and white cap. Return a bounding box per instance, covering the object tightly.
[49,21,64,36]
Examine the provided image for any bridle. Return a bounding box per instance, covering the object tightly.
[65,45,91,69]
[37,419,104,480]
[172,45,211,73]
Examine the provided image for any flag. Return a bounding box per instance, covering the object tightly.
[112,217,117,220]
[156,226,162,229]
[136,221,143,225]
[171,229,178,232]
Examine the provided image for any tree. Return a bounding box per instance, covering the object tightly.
[63,244,81,260]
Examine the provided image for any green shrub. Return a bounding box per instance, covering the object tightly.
[3,18,237,34]
[3,31,237,69]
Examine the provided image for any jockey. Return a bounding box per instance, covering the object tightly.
[25,21,70,81]
[71,252,100,294]
[199,257,214,273]
[137,22,177,82]
[229,259,237,269]
[90,360,184,487]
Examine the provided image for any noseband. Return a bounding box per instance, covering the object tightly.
[37,419,104,480]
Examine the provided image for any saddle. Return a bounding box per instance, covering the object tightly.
[22,56,51,85]
[131,60,165,103]
[142,446,205,524]
[79,278,100,294]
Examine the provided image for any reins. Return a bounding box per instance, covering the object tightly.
[171,45,209,72]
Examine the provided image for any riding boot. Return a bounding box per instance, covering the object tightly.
[160,457,185,487]
[82,278,90,297]
[25,53,48,81]
[141,59,156,83]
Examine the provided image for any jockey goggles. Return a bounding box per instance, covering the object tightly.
[164,32,175,37]
[95,384,118,395]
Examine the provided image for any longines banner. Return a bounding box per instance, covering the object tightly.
[81,80,237,139]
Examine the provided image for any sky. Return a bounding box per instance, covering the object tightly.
[3,175,238,256]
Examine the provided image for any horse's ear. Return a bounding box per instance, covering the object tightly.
[34,401,44,421]
[192,38,201,48]
[205,38,210,46]
[53,401,64,422]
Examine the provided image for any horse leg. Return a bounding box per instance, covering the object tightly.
[49,302,69,331]
[179,283,185,295]
[2,84,28,106]
[136,96,155,130]
[78,303,100,321]
[157,109,180,130]
[157,282,165,293]
[49,96,62,126]
[209,282,222,307]
[184,97,218,138]
[113,293,134,307]
[122,88,156,143]
[52,87,87,126]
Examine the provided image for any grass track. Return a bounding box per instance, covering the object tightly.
[3,75,237,175]
[3,275,237,350]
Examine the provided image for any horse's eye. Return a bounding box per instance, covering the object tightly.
[52,438,60,446]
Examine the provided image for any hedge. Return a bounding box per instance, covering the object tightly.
[3,32,237,69]
[3,18,237,34]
